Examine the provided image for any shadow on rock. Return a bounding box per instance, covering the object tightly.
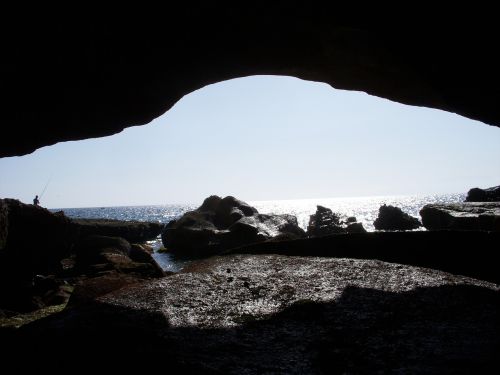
[6,283,499,374]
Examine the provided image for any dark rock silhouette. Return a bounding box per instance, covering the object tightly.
[420,202,500,231]
[0,200,7,250]
[67,272,153,307]
[307,205,366,236]
[213,196,258,228]
[128,243,154,262]
[0,199,164,313]
[0,199,76,311]
[374,204,421,230]
[226,230,500,285]
[465,185,500,202]
[345,222,366,233]
[71,218,163,243]
[6,255,499,373]
[2,15,500,158]
[74,235,164,278]
[161,195,305,256]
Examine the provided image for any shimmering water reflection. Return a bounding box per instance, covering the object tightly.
[54,193,465,271]
[250,193,464,232]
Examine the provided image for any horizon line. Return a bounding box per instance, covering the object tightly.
[46,191,465,210]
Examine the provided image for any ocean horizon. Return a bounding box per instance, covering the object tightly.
[51,192,465,232]
[50,192,465,272]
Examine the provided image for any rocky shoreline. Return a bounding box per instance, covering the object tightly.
[1,184,499,372]
[0,198,165,319]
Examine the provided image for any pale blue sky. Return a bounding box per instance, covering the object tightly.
[1,75,499,209]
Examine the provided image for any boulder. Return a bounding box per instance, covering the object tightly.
[128,244,165,277]
[74,235,131,267]
[345,222,367,233]
[0,199,76,312]
[0,199,163,277]
[0,274,73,314]
[67,272,146,307]
[32,275,72,307]
[0,199,76,274]
[10,255,500,373]
[161,195,305,256]
[374,204,421,230]
[0,199,165,314]
[74,235,164,278]
[420,202,500,231]
[465,185,500,202]
[307,205,344,236]
[129,243,154,262]
[162,211,223,254]
[307,205,366,236]
[215,196,258,229]
[198,195,222,212]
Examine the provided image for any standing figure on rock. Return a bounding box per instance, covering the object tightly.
[33,195,40,206]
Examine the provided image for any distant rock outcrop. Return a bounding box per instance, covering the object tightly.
[420,202,500,231]
[161,195,305,256]
[374,204,421,231]
[71,218,163,243]
[306,205,366,237]
[465,185,500,202]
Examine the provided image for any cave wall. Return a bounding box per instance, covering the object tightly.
[1,8,499,157]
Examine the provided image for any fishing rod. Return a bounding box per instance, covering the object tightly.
[39,175,52,199]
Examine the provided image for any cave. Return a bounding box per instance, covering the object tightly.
[1,9,500,373]
[2,10,500,157]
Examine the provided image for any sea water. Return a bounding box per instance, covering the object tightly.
[53,193,465,271]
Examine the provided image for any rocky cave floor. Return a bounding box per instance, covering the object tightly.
[4,254,499,374]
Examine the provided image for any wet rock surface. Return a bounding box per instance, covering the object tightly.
[226,230,500,285]
[420,202,500,231]
[465,185,500,202]
[10,255,500,373]
[162,195,305,256]
[67,272,150,307]
[374,204,421,230]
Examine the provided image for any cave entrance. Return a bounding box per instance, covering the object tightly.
[1,75,499,212]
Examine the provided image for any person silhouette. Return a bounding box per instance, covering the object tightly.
[33,195,40,206]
